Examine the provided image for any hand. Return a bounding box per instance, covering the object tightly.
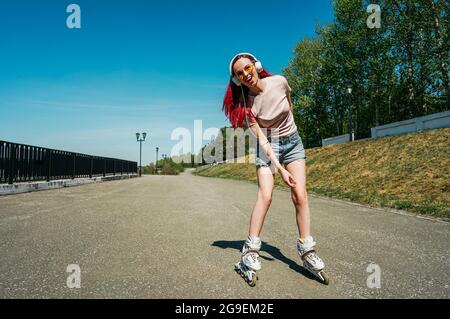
[280,168,296,188]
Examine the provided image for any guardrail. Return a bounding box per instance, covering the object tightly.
[0,140,137,184]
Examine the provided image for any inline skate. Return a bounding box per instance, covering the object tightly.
[234,236,261,287]
[297,236,329,285]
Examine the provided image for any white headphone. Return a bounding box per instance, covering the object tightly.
[229,52,263,86]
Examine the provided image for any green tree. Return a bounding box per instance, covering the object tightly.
[284,0,449,147]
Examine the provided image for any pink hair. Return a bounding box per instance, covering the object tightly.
[222,59,272,128]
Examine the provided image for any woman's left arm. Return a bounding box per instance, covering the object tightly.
[283,76,294,113]
[287,92,294,113]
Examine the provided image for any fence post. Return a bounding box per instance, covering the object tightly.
[89,156,93,179]
[103,159,106,177]
[46,149,51,182]
[72,153,76,179]
[8,143,16,184]
[113,160,116,176]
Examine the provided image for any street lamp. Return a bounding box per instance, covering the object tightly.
[136,132,148,176]
[347,85,354,142]
[155,147,159,174]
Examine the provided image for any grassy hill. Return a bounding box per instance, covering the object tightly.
[194,128,450,219]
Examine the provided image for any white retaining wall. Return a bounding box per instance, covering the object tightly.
[371,110,450,138]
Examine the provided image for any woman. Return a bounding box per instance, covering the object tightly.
[223,53,328,286]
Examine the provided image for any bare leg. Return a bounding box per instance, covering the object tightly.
[285,159,311,239]
[248,166,275,237]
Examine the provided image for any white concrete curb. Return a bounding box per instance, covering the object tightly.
[0,174,139,196]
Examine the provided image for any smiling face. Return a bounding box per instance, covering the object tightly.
[232,57,260,88]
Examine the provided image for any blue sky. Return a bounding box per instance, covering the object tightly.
[0,0,334,164]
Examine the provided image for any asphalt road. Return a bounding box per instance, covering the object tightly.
[0,170,449,298]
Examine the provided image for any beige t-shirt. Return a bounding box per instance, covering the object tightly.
[247,75,297,137]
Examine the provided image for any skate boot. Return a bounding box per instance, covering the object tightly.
[234,236,261,287]
[297,236,329,285]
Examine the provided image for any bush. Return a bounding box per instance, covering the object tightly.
[161,163,178,175]
[141,164,156,175]
[141,159,185,175]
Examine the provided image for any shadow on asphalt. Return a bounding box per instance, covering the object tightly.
[211,240,316,281]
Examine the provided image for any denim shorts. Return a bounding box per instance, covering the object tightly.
[256,131,306,168]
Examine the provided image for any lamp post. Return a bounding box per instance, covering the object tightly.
[155,147,159,174]
[136,132,147,176]
[347,86,354,142]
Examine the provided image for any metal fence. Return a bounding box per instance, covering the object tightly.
[0,140,137,184]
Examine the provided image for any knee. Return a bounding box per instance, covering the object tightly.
[292,190,308,207]
[258,191,272,205]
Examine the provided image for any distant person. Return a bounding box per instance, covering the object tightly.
[223,53,328,286]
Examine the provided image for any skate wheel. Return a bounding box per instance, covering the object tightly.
[249,275,257,287]
[320,271,330,285]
